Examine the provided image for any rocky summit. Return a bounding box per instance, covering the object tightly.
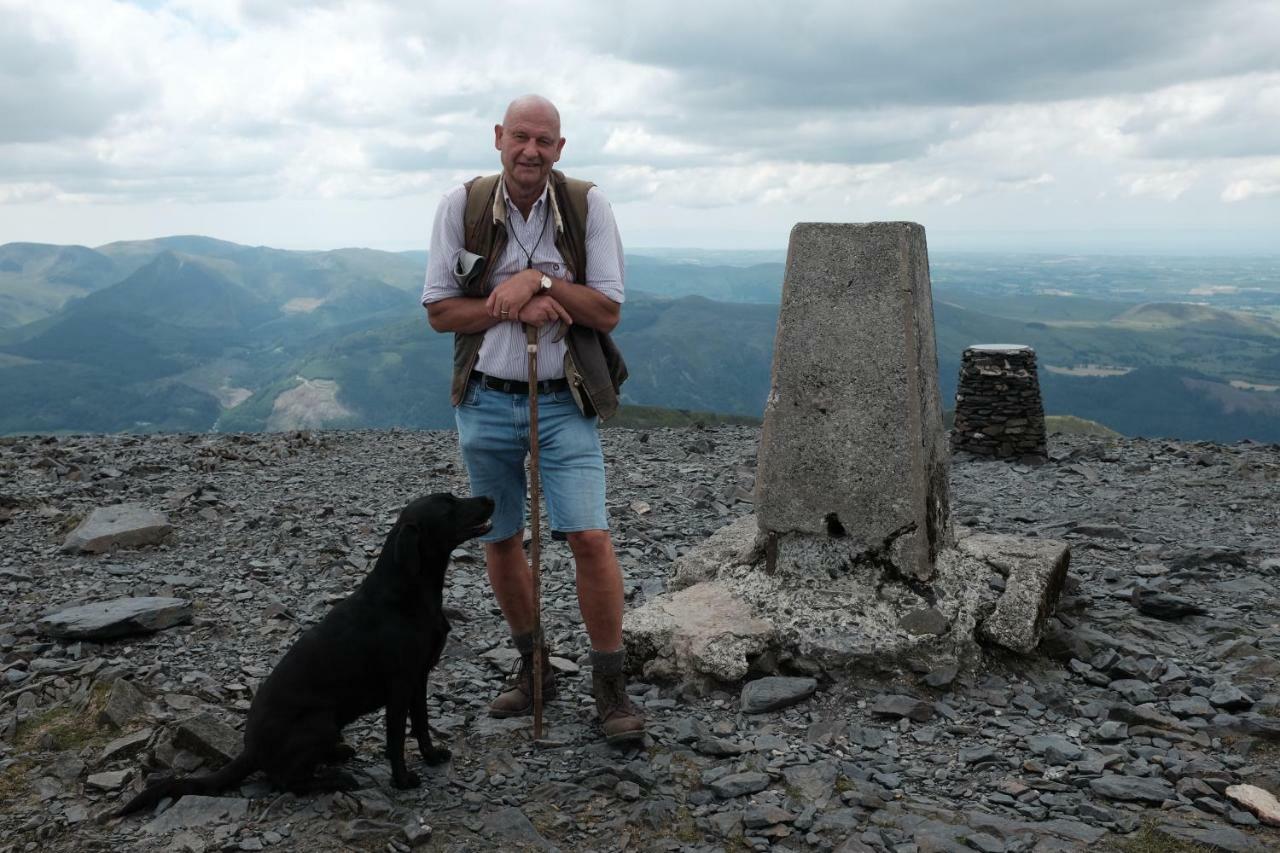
[0,427,1278,853]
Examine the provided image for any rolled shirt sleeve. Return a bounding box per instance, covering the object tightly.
[421,185,469,306]
[583,187,624,304]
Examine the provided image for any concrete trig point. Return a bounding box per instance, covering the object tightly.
[756,223,950,582]
[625,223,1070,684]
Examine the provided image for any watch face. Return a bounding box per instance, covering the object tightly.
[540,274,552,290]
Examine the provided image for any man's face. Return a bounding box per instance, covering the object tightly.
[495,107,565,196]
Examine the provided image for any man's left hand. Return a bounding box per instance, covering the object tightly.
[517,294,572,332]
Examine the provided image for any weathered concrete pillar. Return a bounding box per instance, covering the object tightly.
[756,223,951,581]
[951,344,1048,461]
[624,223,1070,683]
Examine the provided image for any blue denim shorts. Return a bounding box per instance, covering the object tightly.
[454,377,608,543]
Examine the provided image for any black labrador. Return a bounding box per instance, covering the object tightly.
[117,493,494,816]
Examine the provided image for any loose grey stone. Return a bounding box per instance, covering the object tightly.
[848,724,886,748]
[1108,679,1156,704]
[869,693,934,722]
[708,771,771,798]
[1210,683,1254,712]
[897,607,948,636]
[961,745,1001,765]
[143,796,250,834]
[1155,823,1267,853]
[61,503,172,553]
[923,663,959,689]
[85,768,129,788]
[99,728,153,763]
[38,597,191,641]
[1089,775,1175,804]
[740,676,817,713]
[1170,695,1216,718]
[482,806,553,849]
[1027,734,1082,763]
[98,679,147,728]
[174,713,243,765]
[743,804,795,828]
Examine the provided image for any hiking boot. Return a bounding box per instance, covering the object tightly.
[592,670,646,745]
[489,646,556,718]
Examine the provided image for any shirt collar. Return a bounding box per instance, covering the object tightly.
[493,174,564,235]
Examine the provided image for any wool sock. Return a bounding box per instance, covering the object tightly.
[512,631,536,656]
[590,648,625,677]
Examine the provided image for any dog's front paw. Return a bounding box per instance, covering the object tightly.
[420,745,452,765]
[392,770,422,790]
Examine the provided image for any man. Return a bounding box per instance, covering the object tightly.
[421,95,643,745]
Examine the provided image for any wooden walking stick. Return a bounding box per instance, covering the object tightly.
[524,322,545,740]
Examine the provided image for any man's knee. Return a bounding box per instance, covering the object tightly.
[566,529,613,564]
[485,532,525,564]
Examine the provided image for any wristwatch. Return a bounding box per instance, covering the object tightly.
[538,273,553,293]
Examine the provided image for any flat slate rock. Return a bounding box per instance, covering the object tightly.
[482,806,553,850]
[708,771,772,798]
[38,596,191,640]
[740,676,817,713]
[869,693,935,722]
[61,503,172,553]
[143,795,250,834]
[1089,774,1174,804]
[175,713,243,764]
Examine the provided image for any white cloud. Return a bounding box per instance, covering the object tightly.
[1222,160,1280,202]
[1123,169,1199,201]
[0,0,1276,250]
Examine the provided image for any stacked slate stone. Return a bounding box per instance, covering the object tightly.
[951,344,1047,461]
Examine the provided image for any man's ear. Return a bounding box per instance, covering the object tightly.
[395,522,421,575]
[494,124,504,151]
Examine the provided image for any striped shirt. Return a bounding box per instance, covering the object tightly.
[422,177,625,381]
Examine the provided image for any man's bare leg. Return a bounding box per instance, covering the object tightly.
[565,530,623,650]
[567,529,644,743]
[485,533,550,717]
[485,533,534,635]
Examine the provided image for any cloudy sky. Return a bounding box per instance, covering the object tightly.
[2,0,1279,253]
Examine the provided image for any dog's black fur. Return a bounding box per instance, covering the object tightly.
[116,493,494,816]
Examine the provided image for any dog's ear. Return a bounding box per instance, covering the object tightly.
[395,521,422,575]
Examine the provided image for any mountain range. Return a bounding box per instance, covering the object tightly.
[1,236,1279,442]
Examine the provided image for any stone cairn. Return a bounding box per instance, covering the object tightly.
[625,223,1071,685]
[951,344,1047,461]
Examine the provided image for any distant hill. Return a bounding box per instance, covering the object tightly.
[0,243,120,327]
[1110,302,1280,336]
[2,236,1279,442]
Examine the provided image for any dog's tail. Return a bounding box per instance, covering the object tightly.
[114,750,257,817]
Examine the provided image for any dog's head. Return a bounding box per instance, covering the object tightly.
[392,493,495,577]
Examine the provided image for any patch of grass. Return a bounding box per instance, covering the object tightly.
[672,806,702,844]
[0,759,34,803]
[1108,821,1213,853]
[15,682,112,752]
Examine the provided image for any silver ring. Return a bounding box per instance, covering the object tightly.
[501,309,509,316]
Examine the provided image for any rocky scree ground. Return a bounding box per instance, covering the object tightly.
[0,427,1277,853]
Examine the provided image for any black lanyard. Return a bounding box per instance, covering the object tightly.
[509,197,550,270]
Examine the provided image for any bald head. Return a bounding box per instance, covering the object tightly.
[495,94,566,201]
[503,95,561,135]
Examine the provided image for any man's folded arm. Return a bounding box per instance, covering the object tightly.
[425,297,500,334]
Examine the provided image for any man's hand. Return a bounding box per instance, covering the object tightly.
[517,294,572,332]
[485,269,542,319]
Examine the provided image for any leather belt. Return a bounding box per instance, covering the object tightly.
[471,371,570,396]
